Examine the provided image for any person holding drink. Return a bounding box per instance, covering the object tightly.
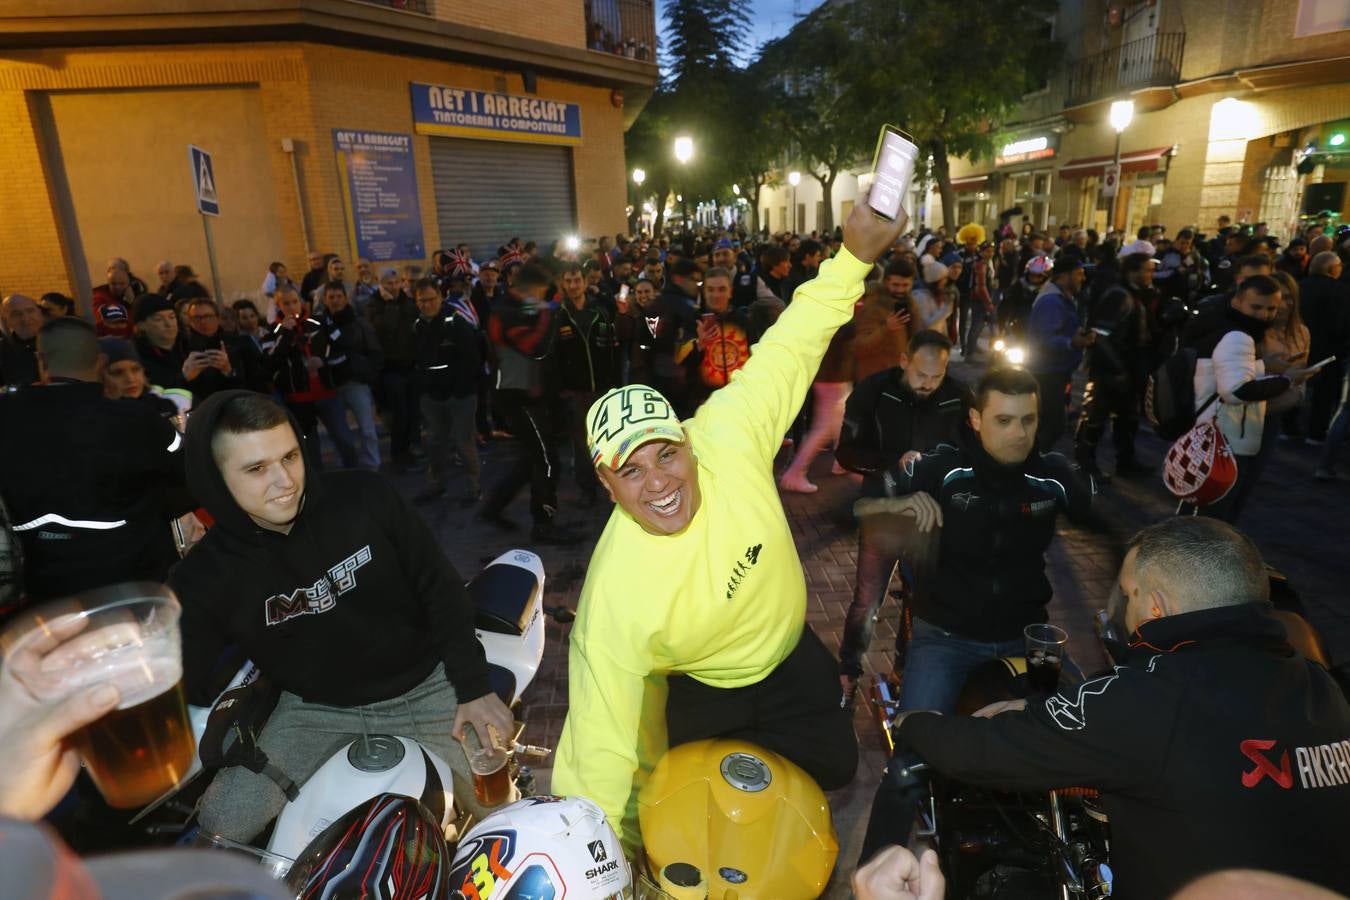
[871,366,1095,714]
[884,518,1350,899]
[1,584,194,811]
[166,390,513,840]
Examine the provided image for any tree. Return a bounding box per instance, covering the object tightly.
[722,68,787,233]
[658,0,754,219]
[756,9,877,233]
[828,0,1062,229]
[662,0,751,92]
[625,89,676,236]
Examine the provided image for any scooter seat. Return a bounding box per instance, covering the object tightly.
[468,563,539,636]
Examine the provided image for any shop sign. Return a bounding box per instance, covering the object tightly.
[411,83,582,145]
[332,130,425,262]
[995,134,1059,167]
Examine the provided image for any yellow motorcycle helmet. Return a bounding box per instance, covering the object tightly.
[637,738,837,899]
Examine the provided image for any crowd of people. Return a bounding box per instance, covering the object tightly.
[0,200,1348,899]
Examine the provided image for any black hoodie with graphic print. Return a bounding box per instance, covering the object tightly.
[167,390,490,707]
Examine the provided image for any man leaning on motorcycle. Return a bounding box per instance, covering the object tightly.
[873,516,1350,900]
[167,390,514,840]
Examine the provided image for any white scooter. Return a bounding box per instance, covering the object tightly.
[174,549,548,863]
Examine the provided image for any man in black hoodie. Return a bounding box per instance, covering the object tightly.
[878,366,1094,713]
[169,391,512,840]
[886,517,1350,900]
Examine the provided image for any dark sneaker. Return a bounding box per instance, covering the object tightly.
[839,674,859,711]
[459,489,482,508]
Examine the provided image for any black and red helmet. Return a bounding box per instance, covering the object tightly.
[285,793,452,899]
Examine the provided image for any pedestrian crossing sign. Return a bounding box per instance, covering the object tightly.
[189,144,220,216]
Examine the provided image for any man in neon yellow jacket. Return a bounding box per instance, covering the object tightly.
[553,203,913,847]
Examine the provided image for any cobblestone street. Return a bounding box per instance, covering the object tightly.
[389,355,1350,897]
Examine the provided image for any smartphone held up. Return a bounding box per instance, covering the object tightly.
[866,125,920,222]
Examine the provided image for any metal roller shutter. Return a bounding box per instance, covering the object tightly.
[428,137,576,259]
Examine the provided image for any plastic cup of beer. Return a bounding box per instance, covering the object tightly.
[1,583,195,808]
[469,743,511,808]
[1023,623,1068,695]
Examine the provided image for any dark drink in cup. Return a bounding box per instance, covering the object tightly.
[1023,623,1069,696]
[1025,648,1063,695]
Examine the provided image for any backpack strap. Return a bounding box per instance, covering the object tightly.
[1197,393,1219,416]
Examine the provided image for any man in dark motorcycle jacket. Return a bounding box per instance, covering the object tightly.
[892,517,1350,900]
[879,366,1095,713]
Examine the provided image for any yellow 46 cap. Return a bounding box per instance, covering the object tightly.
[587,384,686,470]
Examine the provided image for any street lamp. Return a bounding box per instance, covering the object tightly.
[632,168,646,186]
[1108,100,1135,233]
[673,136,694,229]
[788,170,801,234]
[732,183,741,196]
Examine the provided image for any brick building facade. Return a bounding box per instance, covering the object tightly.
[0,0,657,305]
[757,0,1350,241]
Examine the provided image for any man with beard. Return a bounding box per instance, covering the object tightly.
[835,330,969,706]
[1073,253,1153,481]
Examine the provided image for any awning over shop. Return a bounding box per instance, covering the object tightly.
[1058,146,1171,180]
[934,174,990,193]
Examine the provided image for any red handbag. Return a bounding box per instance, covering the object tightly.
[1163,396,1237,506]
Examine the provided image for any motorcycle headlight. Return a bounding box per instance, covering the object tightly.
[1006,347,1026,366]
[993,338,1006,353]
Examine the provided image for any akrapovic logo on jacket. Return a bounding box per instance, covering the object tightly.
[1241,737,1350,791]
[264,545,372,626]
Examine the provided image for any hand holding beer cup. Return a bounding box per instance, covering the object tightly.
[0,584,195,810]
[0,650,120,820]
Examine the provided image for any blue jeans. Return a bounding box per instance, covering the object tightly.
[338,381,380,471]
[898,618,1027,713]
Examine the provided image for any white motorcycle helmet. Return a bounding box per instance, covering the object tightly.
[448,796,631,900]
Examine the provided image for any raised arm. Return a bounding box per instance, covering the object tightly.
[690,202,905,462]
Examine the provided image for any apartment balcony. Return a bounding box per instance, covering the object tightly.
[584,0,657,63]
[1065,31,1186,107]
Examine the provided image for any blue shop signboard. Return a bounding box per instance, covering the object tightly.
[332,129,426,262]
[410,83,582,145]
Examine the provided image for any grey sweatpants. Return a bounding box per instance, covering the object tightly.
[197,664,483,842]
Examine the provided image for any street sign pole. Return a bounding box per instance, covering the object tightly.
[188,144,223,300]
[200,214,223,303]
